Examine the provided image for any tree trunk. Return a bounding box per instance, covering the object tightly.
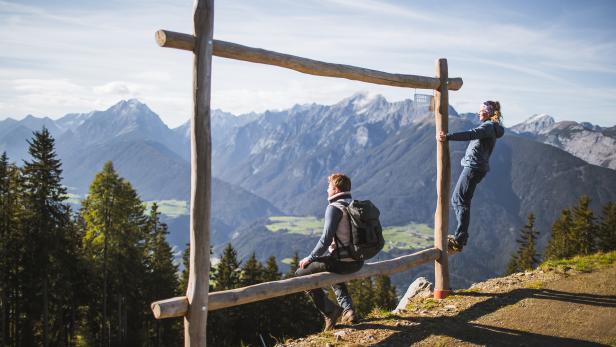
[43,277,49,347]
[102,230,108,347]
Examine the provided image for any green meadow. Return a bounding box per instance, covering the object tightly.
[144,199,189,218]
[266,216,323,236]
[266,216,433,251]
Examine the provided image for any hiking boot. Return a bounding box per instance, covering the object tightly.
[447,235,463,252]
[323,306,343,331]
[341,308,357,324]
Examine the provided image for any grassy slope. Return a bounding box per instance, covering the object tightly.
[283,251,616,346]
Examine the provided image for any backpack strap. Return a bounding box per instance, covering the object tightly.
[329,200,354,260]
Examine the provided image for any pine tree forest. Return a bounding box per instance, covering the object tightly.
[0,128,400,346]
[506,195,616,275]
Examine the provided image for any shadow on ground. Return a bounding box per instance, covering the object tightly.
[345,288,616,346]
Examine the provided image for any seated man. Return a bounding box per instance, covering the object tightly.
[296,173,363,331]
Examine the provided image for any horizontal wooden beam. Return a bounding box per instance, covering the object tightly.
[155,30,463,91]
[151,247,440,319]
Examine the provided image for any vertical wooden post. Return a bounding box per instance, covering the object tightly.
[186,0,214,345]
[433,58,451,299]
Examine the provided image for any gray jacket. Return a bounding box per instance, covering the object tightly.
[446,120,505,172]
[307,192,352,262]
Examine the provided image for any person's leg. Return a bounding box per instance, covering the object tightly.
[332,282,352,311]
[327,261,363,312]
[451,167,486,245]
[295,260,338,316]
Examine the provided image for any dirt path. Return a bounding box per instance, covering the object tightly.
[283,262,616,346]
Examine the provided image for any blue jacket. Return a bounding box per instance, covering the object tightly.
[307,192,352,262]
[446,120,505,172]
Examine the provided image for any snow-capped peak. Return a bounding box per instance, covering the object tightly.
[511,113,555,134]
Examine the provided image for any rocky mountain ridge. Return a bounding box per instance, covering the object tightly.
[2,95,616,288]
[510,113,616,169]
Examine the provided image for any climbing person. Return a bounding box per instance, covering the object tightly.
[296,173,362,331]
[436,101,505,252]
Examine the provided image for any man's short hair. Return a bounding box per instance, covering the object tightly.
[328,173,351,192]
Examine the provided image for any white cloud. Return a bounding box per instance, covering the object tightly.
[93,81,143,97]
[1,0,615,127]
[13,78,82,93]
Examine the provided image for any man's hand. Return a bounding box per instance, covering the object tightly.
[299,257,311,269]
[436,131,447,142]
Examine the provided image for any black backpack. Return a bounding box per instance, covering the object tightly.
[332,200,384,261]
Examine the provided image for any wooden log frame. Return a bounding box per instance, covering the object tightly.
[184,0,214,344]
[153,4,463,343]
[433,58,451,299]
[152,248,441,319]
[155,30,463,91]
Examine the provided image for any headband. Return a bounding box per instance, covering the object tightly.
[482,102,494,115]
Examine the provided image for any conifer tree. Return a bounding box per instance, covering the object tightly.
[570,195,596,255]
[237,254,267,345]
[0,152,11,345]
[21,128,78,346]
[286,252,300,277]
[240,253,264,287]
[81,161,147,346]
[506,213,539,274]
[544,209,574,260]
[260,255,285,340]
[372,275,398,310]
[597,202,616,252]
[348,277,374,317]
[211,243,241,291]
[143,203,181,346]
[0,152,24,345]
[207,244,242,346]
[263,256,280,282]
[280,253,321,337]
[179,243,190,294]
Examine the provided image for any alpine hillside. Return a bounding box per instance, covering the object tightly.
[2,94,616,288]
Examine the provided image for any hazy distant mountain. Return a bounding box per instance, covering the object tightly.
[511,114,616,170]
[55,112,95,133]
[0,115,63,161]
[57,99,184,157]
[173,109,259,161]
[212,93,456,204]
[0,100,281,249]
[3,95,616,289]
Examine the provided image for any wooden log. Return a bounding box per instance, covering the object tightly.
[155,29,196,52]
[433,58,451,299]
[185,0,214,345]
[155,30,463,91]
[151,248,440,318]
[151,296,189,319]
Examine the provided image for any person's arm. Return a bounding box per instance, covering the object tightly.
[302,205,342,266]
[446,122,495,141]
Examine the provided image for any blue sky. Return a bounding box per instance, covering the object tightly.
[1,0,615,127]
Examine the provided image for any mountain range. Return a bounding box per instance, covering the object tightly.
[510,113,616,170]
[2,94,615,289]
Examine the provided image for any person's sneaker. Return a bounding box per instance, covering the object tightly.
[323,306,343,331]
[341,308,357,324]
[447,235,463,252]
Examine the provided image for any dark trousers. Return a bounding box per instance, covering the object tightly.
[295,256,363,316]
[451,167,486,245]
